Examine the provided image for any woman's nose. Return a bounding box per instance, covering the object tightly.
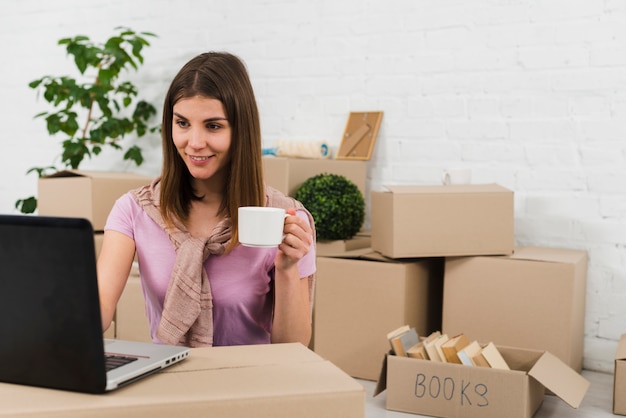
[188,128,205,149]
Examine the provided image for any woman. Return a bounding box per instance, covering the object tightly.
[97,52,316,347]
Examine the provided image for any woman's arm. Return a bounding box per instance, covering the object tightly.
[271,209,314,345]
[96,230,136,333]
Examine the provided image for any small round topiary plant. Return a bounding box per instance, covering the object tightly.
[295,173,365,241]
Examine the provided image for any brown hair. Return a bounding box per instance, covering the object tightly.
[159,52,264,250]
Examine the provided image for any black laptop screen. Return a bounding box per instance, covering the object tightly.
[0,215,107,393]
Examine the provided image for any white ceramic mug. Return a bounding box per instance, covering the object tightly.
[442,168,472,185]
[238,207,287,248]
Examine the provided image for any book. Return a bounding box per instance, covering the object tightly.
[456,340,485,367]
[422,331,443,362]
[441,334,470,364]
[471,350,491,368]
[386,325,410,354]
[432,334,450,363]
[387,325,419,357]
[393,328,420,357]
[406,341,427,359]
[386,325,410,341]
[481,342,510,370]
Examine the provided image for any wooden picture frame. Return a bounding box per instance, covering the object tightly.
[336,111,383,160]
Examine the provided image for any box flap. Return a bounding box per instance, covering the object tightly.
[382,184,510,194]
[317,247,373,259]
[318,248,420,264]
[373,353,389,397]
[43,169,85,179]
[616,334,626,361]
[359,251,396,262]
[528,351,589,408]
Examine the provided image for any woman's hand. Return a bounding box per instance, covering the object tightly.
[271,208,314,345]
[275,208,313,271]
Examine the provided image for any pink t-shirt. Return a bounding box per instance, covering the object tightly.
[104,192,316,346]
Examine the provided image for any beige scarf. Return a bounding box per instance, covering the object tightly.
[131,177,316,347]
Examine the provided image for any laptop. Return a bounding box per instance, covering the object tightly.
[0,214,190,393]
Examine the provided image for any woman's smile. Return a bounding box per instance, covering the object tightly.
[189,154,212,164]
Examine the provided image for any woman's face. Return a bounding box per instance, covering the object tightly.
[172,96,232,181]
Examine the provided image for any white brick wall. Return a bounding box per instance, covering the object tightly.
[2,0,626,372]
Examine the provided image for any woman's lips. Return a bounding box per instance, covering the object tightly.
[188,155,212,165]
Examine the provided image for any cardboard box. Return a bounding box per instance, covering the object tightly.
[116,267,152,343]
[442,246,587,372]
[0,343,365,417]
[38,170,152,231]
[375,344,589,418]
[371,184,514,258]
[614,334,626,415]
[316,232,371,256]
[314,250,443,380]
[262,156,367,197]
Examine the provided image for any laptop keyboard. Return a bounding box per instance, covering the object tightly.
[105,354,139,372]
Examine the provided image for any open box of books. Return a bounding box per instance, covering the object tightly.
[375,328,590,418]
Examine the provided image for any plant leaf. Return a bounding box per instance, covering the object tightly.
[15,197,38,214]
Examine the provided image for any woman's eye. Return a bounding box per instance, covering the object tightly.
[175,119,189,128]
[208,123,221,130]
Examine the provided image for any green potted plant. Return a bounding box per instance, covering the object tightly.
[294,173,365,240]
[16,27,159,213]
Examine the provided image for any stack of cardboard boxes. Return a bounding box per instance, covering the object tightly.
[313,184,517,382]
[304,174,591,416]
[368,180,588,378]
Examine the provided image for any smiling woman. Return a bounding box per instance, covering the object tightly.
[95,52,318,349]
